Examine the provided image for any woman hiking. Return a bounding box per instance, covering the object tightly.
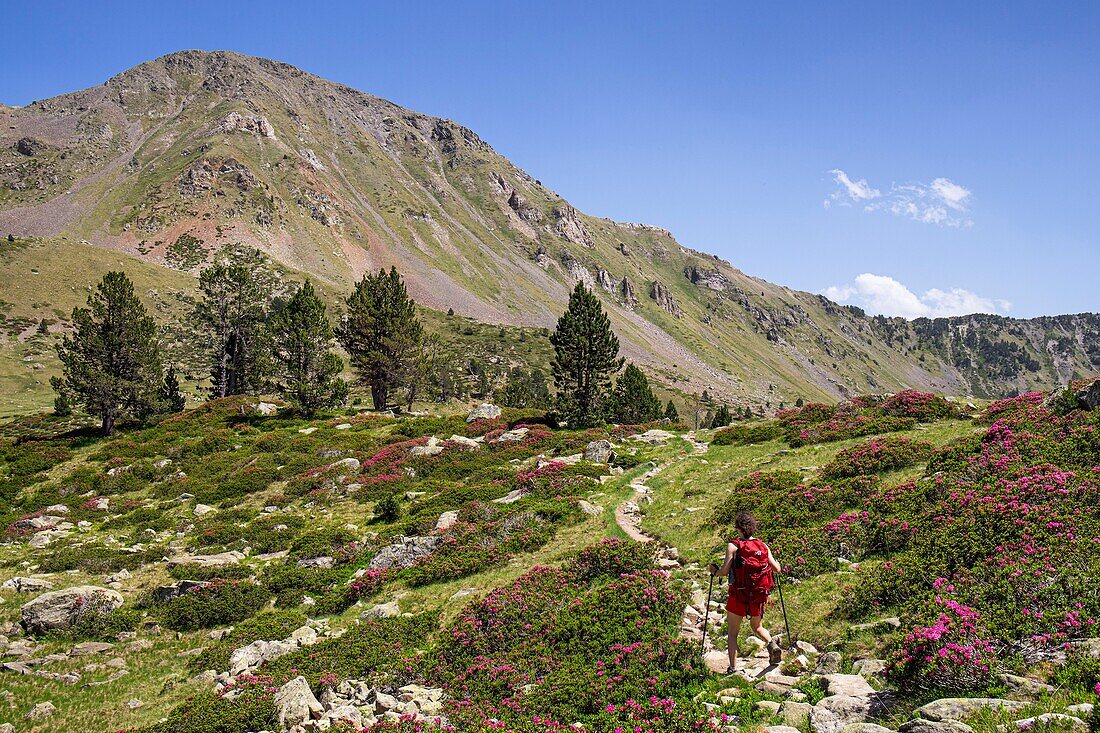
[710,511,783,673]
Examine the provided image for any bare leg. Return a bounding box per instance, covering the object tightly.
[726,613,743,670]
[749,615,771,642]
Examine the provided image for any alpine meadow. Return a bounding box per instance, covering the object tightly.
[1,14,1099,733]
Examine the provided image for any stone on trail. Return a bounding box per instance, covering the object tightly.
[916,699,1028,723]
[780,701,814,726]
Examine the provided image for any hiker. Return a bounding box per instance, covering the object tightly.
[710,511,782,673]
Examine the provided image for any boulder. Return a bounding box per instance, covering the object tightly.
[781,701,815,726]
[899,720,974,733]
[493,427,529,442]
[584,440,615,464]
[70,641,114,656]
[193,503,216,516]
[815,651,842,674]
[360,601,400,620]
[21,586,123,635]
[368,535,441,571]
[328,457,361,473]
[916,699,1028,723]
[255,401,278,416]
[230,639,296,676]
[577,500,604,516]
[997,672,1054,697]
[447,434,481,450]
[274,676,323,730]
[1003,715,1086,733]
[296,556,334,569]
[435,511,459,531]
[166,551,244,568]
[842,725,896,733]
[26,701,56,720]
[1076,379,1100,410]
[467,403,501,422]
[1,577,54,593]
[852,658,887,678]
[630,429,674,444]
[153,580,209,603]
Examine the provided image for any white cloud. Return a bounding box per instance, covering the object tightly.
[821,273,1010,319]
[827,170,973,227]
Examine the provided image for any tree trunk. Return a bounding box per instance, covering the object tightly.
[101,412,115,437]
[371,383,387,411]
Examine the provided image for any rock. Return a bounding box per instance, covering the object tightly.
[842,725,896,733]
[193,503,216,516]
[166,551,244,568]
[451,588,479,600]
[296,556,334,569]
[324,704,365,728]
[375,692,399,713]
[621,277,639,309]
[649,280,682,317]
[446,434,481,450]
[916,699,1028,723]
[15,137,47,156]
[768,727,803,733]
[70,641,114,656]
[274,676,323,729]
[126,698,144,709]
[153,580,209,603]
[221,111,276,139]
[815,651,842,674]
[1,577,54,593]
[796,640,819,655]
[435,511,459,531]
[811,697,873,733]
[329,457,361,473]
[1003,715,1086,733]
[584,440,615,464]
[848,618,901,635]
[997,673,1055,697]
[255,401,278,416]
[553,205,594,247]
[1065,704,1094,717]
[756,700,783,715]
[899,720,973,733]
[577,500,604,516]
[230,639,295,676]
[467,403,502,422]
[26,701,55,719]
[46,504,70,514]
[781,701,815,726]
[822,674,876,698]
[852,658,887,678]
[335,423,352,430]
[368,535,441,570]
[493,427,529,442]
[360,601,400,620]
[299,427,318,434]
[0,723,13,733]
[630,429,675,444]
[21,586,124,635]
[1076,379,1100,410]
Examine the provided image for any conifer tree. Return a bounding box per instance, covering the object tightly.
[710,403,733,428]
[193,248,276,398]
[550,283,623,426]
[50,376,72,417]
[161,365,186,413]
[664,400,679,422]
[55,271,163,435]
[271,280,347,416]
[337,267,423,410]
[609,363,662,423]
[499,367,551,409]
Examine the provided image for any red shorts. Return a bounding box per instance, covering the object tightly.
[726,591,767,618]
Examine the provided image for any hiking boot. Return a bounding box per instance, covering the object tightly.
[767,639,783,665]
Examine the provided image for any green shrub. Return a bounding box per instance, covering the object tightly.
[712,421,783,446]
[287,526,358,561]
[156,580,271,631]
[141,687,276,733]
[374,492,402,522]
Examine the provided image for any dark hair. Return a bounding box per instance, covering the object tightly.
[734,511,759,539]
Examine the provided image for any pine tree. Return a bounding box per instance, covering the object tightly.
[710,404,733,428]
[50,376,72,417]
[664,400,679,422]
[56,271,163,435]
[193,248,276,398]
[609,363,662,424]
[550,283,623,427]
[270,280,348,416]
[161,365,186,413]
[500,367,551,409]
[337,267,423,410]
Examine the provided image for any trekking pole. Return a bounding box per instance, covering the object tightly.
[701,564,717,656]
[774,570,793,650]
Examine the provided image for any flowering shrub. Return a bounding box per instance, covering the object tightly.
[887,596,998,693]
[820,436,934,479]
[566,538,656,582]
[881,390,962,421]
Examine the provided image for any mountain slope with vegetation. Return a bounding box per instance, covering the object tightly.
[1,50,1096,415]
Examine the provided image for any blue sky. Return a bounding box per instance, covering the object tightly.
[3,2,1097,318]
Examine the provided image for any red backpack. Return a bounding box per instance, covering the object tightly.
[730,538,774,596]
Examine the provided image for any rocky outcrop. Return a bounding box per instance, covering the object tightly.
[1,577,54,593]
[621,277,639,309]
[220,111,276,138]
[507,189,542,224]
[684,265,731,291]
[178,157,259,195]
[21,586,124,635]
[597,268,617,293]
[166,550,245,568]
[649,281,682,317]
[560,251,595,288]
[14,137,47,157]
[275,676,324,731]
[552,205,593,247]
